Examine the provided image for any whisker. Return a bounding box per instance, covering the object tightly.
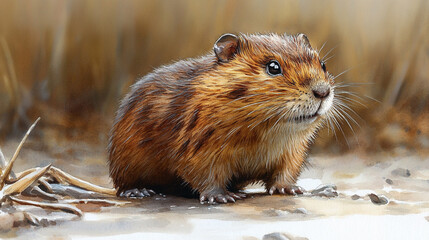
[326,113,339,142]
[335,102,361,129]
[322,46,337,61]
[323,54,335,63]
[336,95,368,109]
[270,108,293,132]
[330,107,350,147]
[233,99,274,111]
[334,99,366,122]
[336,90,381,104]
[333,68,352,80]
[335,81,375,87]
[246,104,276,117]
[318,41,328,54]
[249,106,285,130]
[333,106,355,134]
[225,93,266,105]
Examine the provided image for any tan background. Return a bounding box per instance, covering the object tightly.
[0,0,428,153]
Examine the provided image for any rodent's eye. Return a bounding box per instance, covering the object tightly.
[321,61,327,72]
[266,60,282,76]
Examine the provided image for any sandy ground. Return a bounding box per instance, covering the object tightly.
[1,137,429,240]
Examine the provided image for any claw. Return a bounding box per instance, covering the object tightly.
[119,188,156,199]
[295,186,304,195]
[285,188,295,195]
[225,195,236,202]
[216,195,227,203]
[269,186,275,195]
[268,185,305,195]
[124,190,132,198]
[134,189,144,197]
[200,190,245,204]
[141,188,150,196]
[227,192,241,199]
[236,192,247,198]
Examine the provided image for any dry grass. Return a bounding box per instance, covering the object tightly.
[0,118,122,230]
[0,0,428,151]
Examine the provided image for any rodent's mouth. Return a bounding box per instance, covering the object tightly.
[290,112,319,123]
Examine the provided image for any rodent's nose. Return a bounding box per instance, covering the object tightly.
[312,86,330,99]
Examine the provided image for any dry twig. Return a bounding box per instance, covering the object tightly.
[0,117,126,228]
[38,177,53,193]
[0,147,6,172]
[13,168,37,181]
[49,166,116,196]
[63,198,129,206]
[27,186,59,201]
[0,117,40,189]
[9,196,82,217]
[1,165,51,196]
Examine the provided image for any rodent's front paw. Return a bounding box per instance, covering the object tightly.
[119,188,156,198]
[268,184,305,195]
[199,189,246,204]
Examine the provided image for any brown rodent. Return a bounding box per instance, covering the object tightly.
[108,33,335,204]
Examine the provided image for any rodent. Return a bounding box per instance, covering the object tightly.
[108,33,335,204]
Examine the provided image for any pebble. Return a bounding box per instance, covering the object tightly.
[262,209,288,217]
[391,168,410,177]
[311,184,338,198]
[263,232,308,240]
[351,194,360,200]
[0,211,14,232]
[385,178,393,185]
[263,232,290,240]
[292,208,308,214]
[0,211,28,231]
[368,193,389,205]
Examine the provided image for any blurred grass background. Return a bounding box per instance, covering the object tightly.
[0,0,428,154]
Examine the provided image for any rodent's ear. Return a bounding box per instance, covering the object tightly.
[297,33,312,48]
[214,33,239,63]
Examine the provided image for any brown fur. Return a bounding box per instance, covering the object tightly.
[108,33,335,200]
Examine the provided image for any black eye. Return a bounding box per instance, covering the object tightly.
[321,61,327,72]
[266,60,282,76]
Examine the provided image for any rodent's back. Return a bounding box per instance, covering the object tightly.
[108,56,218,192]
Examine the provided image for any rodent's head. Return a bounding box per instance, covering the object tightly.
[211,33,335,130]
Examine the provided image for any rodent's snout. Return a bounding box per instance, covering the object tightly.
[311,83,334,116]
[312,85,330,99]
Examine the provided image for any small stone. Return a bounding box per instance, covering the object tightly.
[262,209,280,217]
[311,184,338,198]
[0,211,14,232]
[385,178,393,185]
[391,168,410,177]
[351,194,360,200]
[262,209,289,217]
[263,232,290,240]
[368,193,389,205]
[263,232,308,240]
[292,208,308,214]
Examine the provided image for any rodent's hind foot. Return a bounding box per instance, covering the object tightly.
[199,189,246,204]
[119,188,156,198]
[268,184,305,196]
